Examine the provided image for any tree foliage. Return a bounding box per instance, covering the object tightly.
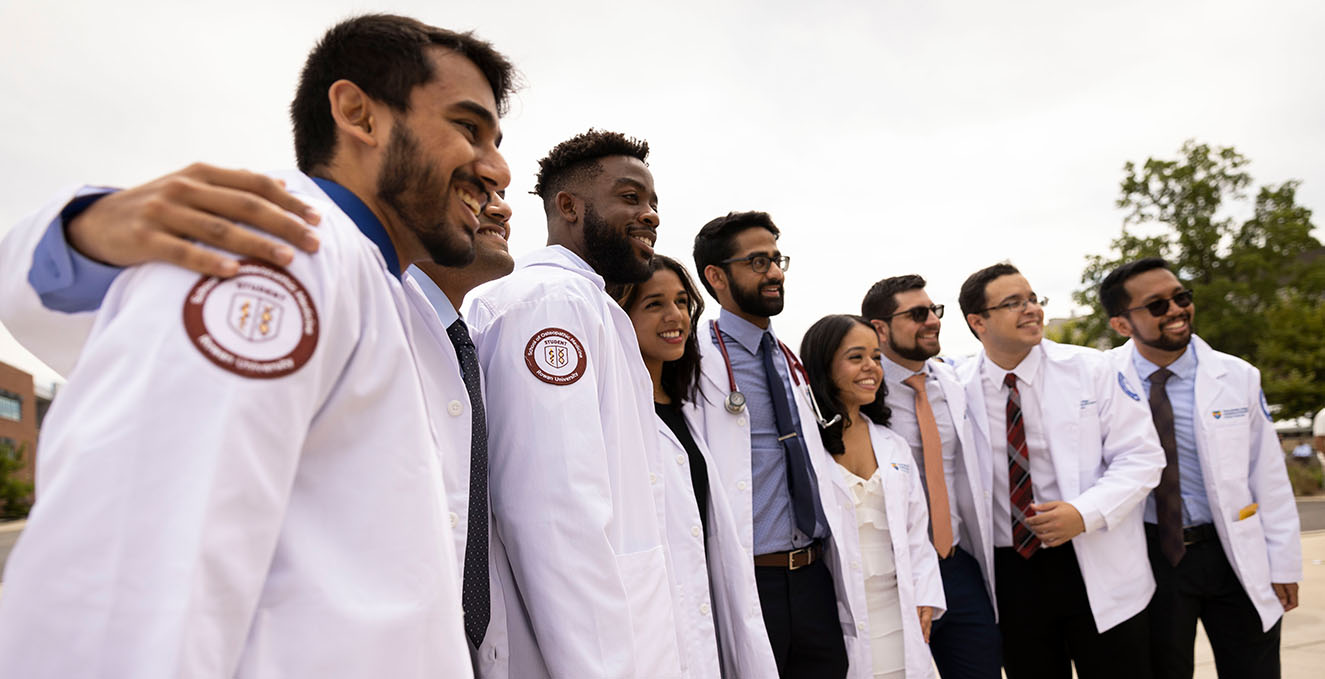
[1070,140,1325,418]
[0,439,33,520]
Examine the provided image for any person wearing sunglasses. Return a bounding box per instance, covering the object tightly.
[954,262,1164,679]
[861,275,1001,679]
[1100,257,1300,679]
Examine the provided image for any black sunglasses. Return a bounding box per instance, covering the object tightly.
[889,304,944,323]
[1124,290,1193,318]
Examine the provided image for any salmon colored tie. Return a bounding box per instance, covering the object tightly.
[903,373,953,556]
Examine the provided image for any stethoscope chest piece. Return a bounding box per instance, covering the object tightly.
[724,390,747,414]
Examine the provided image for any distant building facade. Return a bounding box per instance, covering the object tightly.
[0,361,39,486]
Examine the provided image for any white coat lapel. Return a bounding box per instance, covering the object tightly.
[1040,347,1081,499]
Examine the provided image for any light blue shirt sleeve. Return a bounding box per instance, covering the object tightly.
[29,189,123,313]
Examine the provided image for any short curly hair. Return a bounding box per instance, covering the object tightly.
[532,129,649,200]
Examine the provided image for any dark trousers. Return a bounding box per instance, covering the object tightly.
[1146,523,1282,679]
[755,557,848,679]
[995,544,1152,679]
[929,546,1002,678]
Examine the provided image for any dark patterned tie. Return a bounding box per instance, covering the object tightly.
[760,332,824,538]
[1005,373,1041,559]
[1147,368,1186,566]
[447,318,489,647]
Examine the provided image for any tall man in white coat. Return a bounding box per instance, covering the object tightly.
[1099,257,1301,678]
[0,15,515,678]
[861,275,1001,678]
[689,211,860,678]
[466,129,684,678]
[955,262,1165,679]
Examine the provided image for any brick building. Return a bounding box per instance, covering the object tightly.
[0,361,39,486]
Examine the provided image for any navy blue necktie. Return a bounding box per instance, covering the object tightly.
[447,319,489,647]
[759,332,823,538]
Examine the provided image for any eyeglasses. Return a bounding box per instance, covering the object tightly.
[719,252,790,274]
[889,304,944,323]
[981,294,1046,314]
[1123,290,1193,318]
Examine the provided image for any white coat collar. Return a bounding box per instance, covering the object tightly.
[518,245,605,290]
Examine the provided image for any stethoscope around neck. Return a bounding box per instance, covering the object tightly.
[710,319,842,428]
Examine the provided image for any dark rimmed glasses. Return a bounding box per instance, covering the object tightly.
[719,253,790,274]
[1124,290,1193,317]
[981,294,1047,314]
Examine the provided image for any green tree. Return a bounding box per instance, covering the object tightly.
[0,439,34,520]
[1070,140,1325,418]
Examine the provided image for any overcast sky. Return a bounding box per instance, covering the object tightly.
[2,0,1322,389]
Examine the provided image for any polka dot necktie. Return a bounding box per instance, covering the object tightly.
[447,318,489,647]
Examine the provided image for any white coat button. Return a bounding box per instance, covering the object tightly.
[691,525,702,537]
[447,400,463,416]
[699,602,710,616]
[449,512,459,527]
[676,454,686,465]
[737,480,748,491]
[737,417,747,427]
[649,473,658,484]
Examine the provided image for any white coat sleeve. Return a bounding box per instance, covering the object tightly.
[1069,361,1166,533]
[1247,371,1303,583]
[905,463,946,614]
[0,186,121,376]
[0,254,346,677]
[472,295,662,678]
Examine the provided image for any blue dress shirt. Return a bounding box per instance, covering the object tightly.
[1134,346,1213,526]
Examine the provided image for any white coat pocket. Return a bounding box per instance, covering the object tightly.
[617,546,681,677]
[1227,513,1271,586]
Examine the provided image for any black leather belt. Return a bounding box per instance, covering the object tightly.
[754,542,823,570]
[1182,523,1218,546]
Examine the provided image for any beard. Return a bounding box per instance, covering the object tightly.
[889,333,938,362]
[376,124,477,268]
[1136,311,1193,352]
[730,276,784,318]
[582,202,651,284]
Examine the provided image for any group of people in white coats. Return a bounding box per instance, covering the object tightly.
[0,12,1302,679]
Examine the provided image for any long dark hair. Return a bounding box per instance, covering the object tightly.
[799,314,891,455]
[612,255,705,405]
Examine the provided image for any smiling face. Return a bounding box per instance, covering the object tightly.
[627,268,692,365]
[968,273,1044,357]
[881,288,942,363]
[722,227,785,320]
[375,48,510,267]
[578,155,659,285]
[1112,267,1193,353]
[831,323,884,411]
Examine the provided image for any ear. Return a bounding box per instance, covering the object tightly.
[1108,315,1134,338]
[869,318,890,344]
[965,312,986,339]
[554,191,580,224]
[703,264,728,294]
[328,79,380,149]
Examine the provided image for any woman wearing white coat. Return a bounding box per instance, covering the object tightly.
[800,314,946,679]
[614,255,780,679]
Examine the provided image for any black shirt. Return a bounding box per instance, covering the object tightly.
[654,401,711,540]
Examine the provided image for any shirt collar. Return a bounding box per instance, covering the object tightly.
[982,342,1044,387]
[1131,342,1198,383]
[405,265,460,328]
[882,353,929,384]
[716,307,773,354]
[517,245,605,290]
[311,177,400,278]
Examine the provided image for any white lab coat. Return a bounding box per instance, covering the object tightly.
[656,411,781,679]
[688,324,872,678]
[925,359,998,613]
[1108,336,1302,631]
[0,174,472,678]
[468,246,682,679]
[814,421,945,679]
[955,339,1165,632]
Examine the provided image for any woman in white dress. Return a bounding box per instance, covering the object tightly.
[800,314,946,679]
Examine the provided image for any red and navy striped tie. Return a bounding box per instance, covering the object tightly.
[1005,373,1041,559]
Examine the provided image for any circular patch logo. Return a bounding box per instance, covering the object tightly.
[182,259,319,379]
[524,327,586,386]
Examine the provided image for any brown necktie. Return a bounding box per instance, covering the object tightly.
[903,373,953,556]
[1147,367,1186,567]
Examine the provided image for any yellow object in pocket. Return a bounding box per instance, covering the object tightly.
[1237,503,1259,521]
